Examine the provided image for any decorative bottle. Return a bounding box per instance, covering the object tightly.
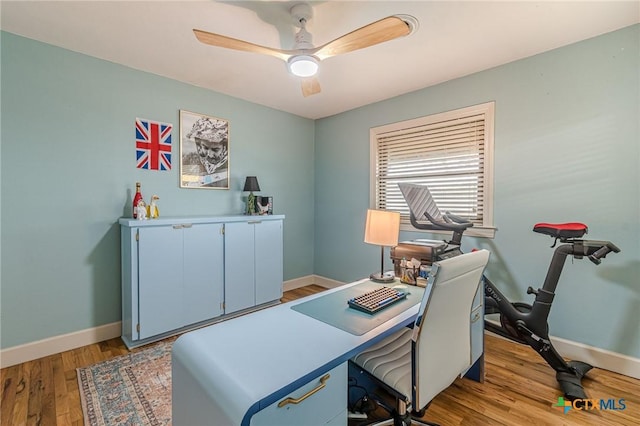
[132,182,143,219]
[148,195,160,219]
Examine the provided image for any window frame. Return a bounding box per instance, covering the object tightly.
[370,102,496,239]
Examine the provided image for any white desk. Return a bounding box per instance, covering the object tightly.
[172,280,483,425]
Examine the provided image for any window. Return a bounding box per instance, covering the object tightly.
[370,102,495,238]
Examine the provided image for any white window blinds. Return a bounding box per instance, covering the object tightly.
[371,102,494,232]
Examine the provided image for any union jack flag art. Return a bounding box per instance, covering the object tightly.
[135,118,172,170]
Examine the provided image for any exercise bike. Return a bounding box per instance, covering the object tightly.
[398,183,621,401]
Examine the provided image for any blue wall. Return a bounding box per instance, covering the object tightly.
[314,25,639,358]
[1,32,315,348]
[2,25,639,360]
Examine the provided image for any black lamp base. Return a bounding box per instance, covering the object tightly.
[369,272,396,283]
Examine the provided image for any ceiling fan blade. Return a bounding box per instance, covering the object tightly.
[193,29,294,61]
[301,78,321,97]
[313,16,411,60]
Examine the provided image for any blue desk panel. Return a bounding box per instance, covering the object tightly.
[172,279,482,426]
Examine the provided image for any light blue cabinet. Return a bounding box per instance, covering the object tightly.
[225,219,284,313]
[137,223,225,340]
[255,220,284,305]
[137,224,186,339]
[224,221,256,313]
[183,224,225,325]
[120,215,284,348]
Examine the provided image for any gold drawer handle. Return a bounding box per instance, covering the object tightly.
[277,374,330,408]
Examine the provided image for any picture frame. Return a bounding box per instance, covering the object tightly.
[179,110,229,189]
[256,196,273,215]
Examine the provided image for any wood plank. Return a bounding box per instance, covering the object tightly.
[10,362,29,425]
[281,284,327,302]
[65,349,84,424]
[1,364,19,426]
[26,359,42,426]
[52,354,69,423]
[39,355,57,425]
[66,375,83,424]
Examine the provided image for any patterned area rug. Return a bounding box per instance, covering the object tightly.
[77,340,173,426]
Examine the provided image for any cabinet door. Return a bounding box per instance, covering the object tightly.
[255,220,284,305]
[183,223,225,324]
[224,221,256,313]
[138,226,184,339]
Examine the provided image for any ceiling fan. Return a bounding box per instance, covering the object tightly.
[193,3,418,97]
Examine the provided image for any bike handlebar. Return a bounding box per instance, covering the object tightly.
[444,211,473,226]
[588,242,621,265]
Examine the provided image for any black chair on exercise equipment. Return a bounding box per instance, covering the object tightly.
[398,182,473,245]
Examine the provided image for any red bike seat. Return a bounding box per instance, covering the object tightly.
[533,222,588,238]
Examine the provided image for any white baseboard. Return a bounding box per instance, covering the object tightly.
[283,275,317,291]
[311,274,346,289]
[283,274,346,291]
[3,279,639,381]
[550,335,640,379]
[1,321,121,369]
[484,319,640,379]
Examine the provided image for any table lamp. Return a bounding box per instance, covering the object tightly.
[364,209,400,283]
[243,176,261,215]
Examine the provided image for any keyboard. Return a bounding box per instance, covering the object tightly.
[348,286,407,314]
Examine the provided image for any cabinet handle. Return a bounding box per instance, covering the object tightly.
[172,224,193,229]
[471,310,481,323]
[248,220,262,224]
[277,374,330,408]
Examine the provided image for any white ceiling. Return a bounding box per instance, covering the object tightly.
[2,1,638,119]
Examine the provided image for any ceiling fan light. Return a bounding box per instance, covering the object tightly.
[288,55,319,77]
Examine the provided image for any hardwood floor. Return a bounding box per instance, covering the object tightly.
[2,284,638,425]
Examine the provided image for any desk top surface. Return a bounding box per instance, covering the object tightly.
[172,279,424,425]
[291,281,423,335]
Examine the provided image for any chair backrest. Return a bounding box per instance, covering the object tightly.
[411,249,490,409]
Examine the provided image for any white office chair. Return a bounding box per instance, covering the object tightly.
[350,249,490,425]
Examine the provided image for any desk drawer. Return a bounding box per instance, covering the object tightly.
[251,363,347,426]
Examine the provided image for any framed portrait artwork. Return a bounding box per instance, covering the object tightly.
[179,110,229,189]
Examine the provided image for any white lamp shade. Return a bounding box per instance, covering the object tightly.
[364,209,400,247]
[288,55,319,77]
